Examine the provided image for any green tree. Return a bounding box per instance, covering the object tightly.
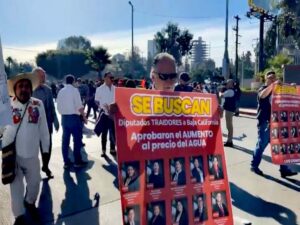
[239,51,255,79]
[6,56,14,76]
[264,21,277,61]
[256,53,293,81]
[118,47,147,78]
[86,46,111,77]
[57,35,92,51]
[4,57,34,78]
[278,1,300,48]
[154,22,193,65]
[36,50,90,79]
[267,53,293,78]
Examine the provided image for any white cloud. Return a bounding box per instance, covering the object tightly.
[2,19,259,67]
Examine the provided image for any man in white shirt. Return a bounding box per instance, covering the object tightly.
[2,73,50,225]
[95,72,116,157]
[56,75,87,169]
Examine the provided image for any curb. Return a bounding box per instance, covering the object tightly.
[238,109,257,117]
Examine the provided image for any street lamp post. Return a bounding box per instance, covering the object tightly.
[128,1,134,76]
[222,0,230,79]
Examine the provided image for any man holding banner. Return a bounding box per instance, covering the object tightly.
[112,53,234,225]
[251,71,298,177]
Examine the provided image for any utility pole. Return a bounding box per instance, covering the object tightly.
[258,14,265,72]
[233,15,241,81]
[128,1,134,76]
[222,0,230,79]
[246,6,276,72]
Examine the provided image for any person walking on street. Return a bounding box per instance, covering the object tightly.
[77,78,89,109]
[32,67,59,179]
[234,81,241,116]
[56,75,88,169]
[50,82,58,101]
[251,71,298,177]
[220,79,236,147]
[86,80,98,119]
[174,72,193,92]
[1,73,50,225]
[95,72,116,157]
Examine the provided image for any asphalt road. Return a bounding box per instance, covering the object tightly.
[0,114,299,225]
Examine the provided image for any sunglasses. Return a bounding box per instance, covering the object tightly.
[153,71,178,80]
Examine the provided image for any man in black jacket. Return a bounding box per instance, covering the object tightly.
[212,193,229,218]
[220,79,236,147]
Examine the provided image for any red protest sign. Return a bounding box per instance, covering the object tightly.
[270,84,300,164]
[115,88,233,225]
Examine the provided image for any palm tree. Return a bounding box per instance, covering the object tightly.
[6,56,13,76]
[154,22,193,66]
[86,46,111,77]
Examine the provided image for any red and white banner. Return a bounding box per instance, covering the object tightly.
[115,88,233,225]
[270,84,300,164]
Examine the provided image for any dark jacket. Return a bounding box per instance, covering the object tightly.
[210,166,224,180]
[149,215,166,225]
[149,173,164,189]
[194,207,208,222]
[192,167,204,183]
[174,84,193,92]
[33,84,57,133]
[213,203,229,217]
[223,88,236,112]
[174,210,189,225]
[172,170,186,186]
[124,175,139,192]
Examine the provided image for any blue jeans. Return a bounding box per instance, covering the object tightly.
[251,121,288,172]
[61,115,82,164]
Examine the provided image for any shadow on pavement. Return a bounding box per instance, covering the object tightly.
[222,133,247,141]
[83,126,95,139]
[262,174,300,192]
[230,182,298,225]
[55,169,99,225]
[38,179,54,224]
[233,145,300,172]
[102,156,119,189]
[232,145,300,192]
[233,145,272,163]
[284,178,300,187]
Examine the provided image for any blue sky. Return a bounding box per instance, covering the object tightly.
[0,0,261,66]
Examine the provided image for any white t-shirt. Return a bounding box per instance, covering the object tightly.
[95,84,115,115]
[57,84,83,115]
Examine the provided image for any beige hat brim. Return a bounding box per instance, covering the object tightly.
[7,72,39,97]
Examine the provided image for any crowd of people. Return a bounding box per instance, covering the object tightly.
[0,52,298,225]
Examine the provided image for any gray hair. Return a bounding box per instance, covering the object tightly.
[152,52,176,71]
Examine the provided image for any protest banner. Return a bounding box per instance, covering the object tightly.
[115,88,233,225]
[270,84,300,164]
[0,37,12,127]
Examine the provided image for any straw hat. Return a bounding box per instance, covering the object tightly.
[7,72,39,97]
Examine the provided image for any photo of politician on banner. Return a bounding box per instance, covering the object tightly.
[270,84,300,164]
[115,88,234,225]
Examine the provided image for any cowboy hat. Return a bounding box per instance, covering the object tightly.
[7,72,39,97]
